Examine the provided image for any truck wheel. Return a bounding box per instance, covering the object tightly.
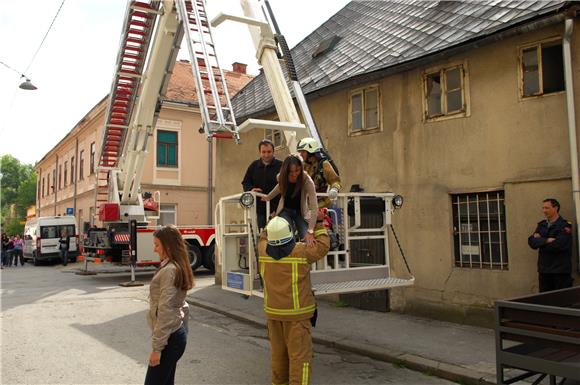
[202,243,215,273]
[187,244,203,271]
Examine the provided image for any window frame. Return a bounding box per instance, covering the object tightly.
[423,64,469,121]
[158,203,177,226]
[156,129,179,168]
[519,37,565,99]
[451,190,508,270]
[58,164,62,190]
[90,142,96,175]
[348,84,382,136]
[64,160,68,186]
[71,156,75,183]
[79,150,85,180]
[42,177,45,198]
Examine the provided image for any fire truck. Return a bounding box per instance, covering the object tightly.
[84,0,414,295]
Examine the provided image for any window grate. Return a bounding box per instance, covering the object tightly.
[452,191,508,270]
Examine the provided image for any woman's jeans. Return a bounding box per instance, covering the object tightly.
[279,208,308,240]
[144,325,187,385]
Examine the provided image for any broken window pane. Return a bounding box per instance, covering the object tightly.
[522,47,539,96]
[351,93,362,130]
[426,73,442,117]
[364,89,378,128]
[542,43,564,94]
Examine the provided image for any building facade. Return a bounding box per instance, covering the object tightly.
[216,2,580,325]
[35,61,252,232]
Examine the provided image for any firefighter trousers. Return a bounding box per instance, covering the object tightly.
[267,319,312,385]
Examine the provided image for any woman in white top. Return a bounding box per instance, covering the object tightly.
[145,226,194,385]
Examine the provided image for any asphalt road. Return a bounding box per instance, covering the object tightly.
[1,262,455,385]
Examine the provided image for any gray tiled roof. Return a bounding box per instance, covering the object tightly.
[232,0,567,120]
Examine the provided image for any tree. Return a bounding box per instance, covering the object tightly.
[1,155,36,235]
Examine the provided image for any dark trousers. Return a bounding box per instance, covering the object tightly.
[11,249,23,266]
[144,325,187,385]
[279,208,308,240]
[60,249,68,266]
[539,273,573,292]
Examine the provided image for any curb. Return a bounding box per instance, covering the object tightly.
[187,297,497,385]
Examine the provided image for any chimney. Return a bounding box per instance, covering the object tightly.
[232,62,247,74]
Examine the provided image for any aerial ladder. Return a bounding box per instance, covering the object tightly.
[84,0,238,274]
[213,0,415,296]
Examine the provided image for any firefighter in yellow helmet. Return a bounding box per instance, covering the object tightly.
[258,215,330,385]
[297,138,341,208]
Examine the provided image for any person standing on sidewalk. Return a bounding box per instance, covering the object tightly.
[59,230,70,266]
[1,233,9,268]
[242,139,283,230]
[527,198,574,292]
[145,226,193,385]
[11,235,24,267]
[258,215,329,385]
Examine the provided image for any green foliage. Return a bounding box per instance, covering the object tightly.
[334,299,350,308]
[1,155,36,235]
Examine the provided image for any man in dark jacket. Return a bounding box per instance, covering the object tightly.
[59,230,70,266]
[241,139,282,230]
[528,198,574,292]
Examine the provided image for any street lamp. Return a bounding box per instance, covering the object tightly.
[0,60,38,90]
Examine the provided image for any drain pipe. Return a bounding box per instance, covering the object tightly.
[563,15,580,268]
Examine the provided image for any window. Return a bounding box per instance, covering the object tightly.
[52,170,56,194]
[37,179,40,200]
[521,41,564,97]
[157,130,178,167]
[159,204,177,226]
[41,226,57,238]
[42,177,45,198]
[452,191,508,270]
[71,156,75,183]
[58,165,62,190]
[90,142,96,175]
[425,65,466,119]
[79,150,85,180]
[64,161,68,186]
[349,85,380,133]
[265,129,284,148]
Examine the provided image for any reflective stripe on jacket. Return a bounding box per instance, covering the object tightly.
[258,225,330,321]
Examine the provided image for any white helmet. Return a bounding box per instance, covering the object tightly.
[297,137,320,154]
[266,217,294,246]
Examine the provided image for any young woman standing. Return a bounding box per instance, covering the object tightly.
[145,226,194,385]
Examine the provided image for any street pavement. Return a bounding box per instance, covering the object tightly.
[1,262,456,385]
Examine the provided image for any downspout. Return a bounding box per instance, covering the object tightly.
[73,138,78,220]
[54,155,58,216]
[563,15,580,268]
[207,140,213,225]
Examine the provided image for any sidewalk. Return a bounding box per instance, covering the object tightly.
[187,285,498,385]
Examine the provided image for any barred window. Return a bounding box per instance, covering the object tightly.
[451,191,508,270]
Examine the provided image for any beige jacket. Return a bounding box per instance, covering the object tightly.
[266,172,318,232]
[258,223,330,321]
[147,260,189,352]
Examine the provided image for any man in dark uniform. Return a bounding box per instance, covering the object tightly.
[242,139,282,230]
[527,198,574,292]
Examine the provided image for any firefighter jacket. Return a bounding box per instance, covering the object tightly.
[527,216,573,274]
[304,158,341,208]
[258,223,330,321]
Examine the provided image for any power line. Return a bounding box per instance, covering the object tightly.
[24,0,66,75]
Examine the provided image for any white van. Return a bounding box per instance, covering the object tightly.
[23,216,79,265]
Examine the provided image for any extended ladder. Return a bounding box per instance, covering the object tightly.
[176,0,240,143]
[95,0,160,211]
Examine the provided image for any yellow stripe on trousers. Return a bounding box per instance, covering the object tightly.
[302,362,310,385]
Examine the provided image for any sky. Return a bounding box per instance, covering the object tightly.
[0,0,351,166]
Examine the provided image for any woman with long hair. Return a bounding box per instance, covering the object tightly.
[263,154,318,246]
[145,225,194,385]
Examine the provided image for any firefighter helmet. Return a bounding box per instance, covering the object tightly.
[297,137,320,154]
[266,216,294,246]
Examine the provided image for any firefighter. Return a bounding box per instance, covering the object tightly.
[258,215,330,385]
[297,137,341,208]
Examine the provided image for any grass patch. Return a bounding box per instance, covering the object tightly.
[334,300,350,308]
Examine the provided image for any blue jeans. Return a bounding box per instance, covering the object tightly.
[144,325,187,385]
[279,208,308,240]
[60,249,68,265]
